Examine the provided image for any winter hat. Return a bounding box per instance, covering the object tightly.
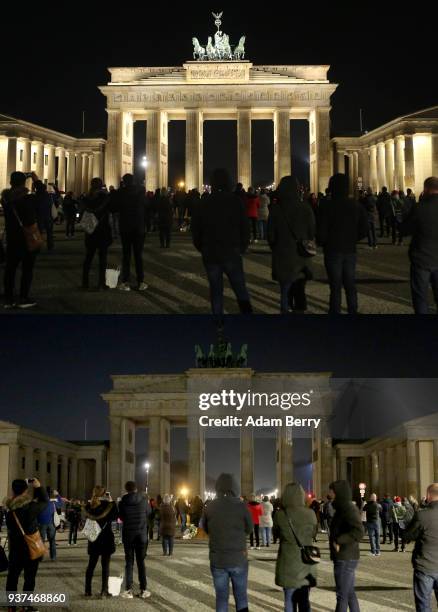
[394,496,401,503]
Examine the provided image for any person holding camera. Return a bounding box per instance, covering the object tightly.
[4,477,49,609]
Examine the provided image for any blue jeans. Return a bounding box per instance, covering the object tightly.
[180,512,187,533]
[258,219,267,240]
[367,521,380,554]
[204,256,252,315]
[211,564,248,612]
[261,526,271,546]
[39,522,56,560]
[283,586,311,612]
[162,535,174,555]
[333,559,360,612]
[367,220,377,247]
[413,569,438,611]
[410,265,438,314]
[324,253,358,314]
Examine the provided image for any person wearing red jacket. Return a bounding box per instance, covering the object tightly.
[245,187,260,243]
[247,495,263,549]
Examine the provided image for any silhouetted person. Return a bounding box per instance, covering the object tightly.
[34,181,54,251]
[192,168,252,316]
[63,192,78,237]
[317,174,368,314]
[157,188,173,248]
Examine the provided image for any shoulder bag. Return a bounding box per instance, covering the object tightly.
[12,206,43,253]
[279,205,317,258]
[12,512,46,561]
[285,513,321,565]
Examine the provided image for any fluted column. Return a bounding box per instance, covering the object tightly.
[70,457,78,498]
[240,428,254,497]
[274,109,291,185]
[187,418,205,498]
[38,450,47,489]
[148,417,171,497]
[371,451,379,492]
[336,150,346,174]
[378,450,385,497]
[74,153,83,196]
[433,135,438,178]
[6,137,17,180]
[50,453,58,491]
[369,144,378,193]
[185,109,203,191]
[434,440,438,483]
[377,142,386,189]
[348,153,354,196]
[22,138,32,173]
[60,455,68,497]
[309,107,332,193]
[406,440,418,499]
[385,139,395,190]
[237,109,252,188]
[81,154,89,194]
[34,141,44,180]
[57,148,66,191]
[352,151,359,193]
[105,110,123,188]
[8,444,20,484]
[360,148,370,189]
[276,426,293,494]
[404,135,415,192]
[413,133,433,197]
[92,150,103,179]
[394,135,405,191]
[108,416,122,497]
[47,145,56,184]
[66,152,76,193]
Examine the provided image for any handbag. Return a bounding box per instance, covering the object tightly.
[80,210,99,235]
[280,206,317,258]
[12,207,43,253]
[81,518,102,542]
[12,512,46,561]
[53,504,61,528]
[285,513,321,565]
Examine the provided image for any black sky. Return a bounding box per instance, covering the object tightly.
[2,2,437,186]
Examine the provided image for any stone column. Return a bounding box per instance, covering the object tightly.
[320,422,335,498]
[378,450,386,497]
[359,149,369,189]
[60,455,68,497]
[92,150,103,179]
[406,440,418,499]
[105,110,123,189]
[185,109,203,191]
[22,138,32,173]
[34,141,44,180]
[25,446,34,476]
[148,417,171,498]
[6,137,17,180]
[74,154,83,196]
[57,148,66,191]
[47,145,56,184]
[352,151,359,193]
[348,154,354,196]
[81,154,89,194]
[369,144,378,193]
[336,150,346,174]
[310,107,332,193]
[385,139,395,190]
[38,450,47,489]
[385,447,394,494]
[66,152,76,193]
[433,135,438,178]
[434,440,438,483]
[237,109,252,188]
[8,444,20,484]
[377,142,386,190]
[95,452,103,487]
[276,426,293,494]
[338,451,348,481]
[394,135,405,191]
[108,416,122,497]
[371,451,379,492]
[404,135,415,192]
[274,109,291,185]
[413,133,433,197]
[50,453,59,491]
[240,428,254,497]
[187,419,205,498]
[70,457,78,498]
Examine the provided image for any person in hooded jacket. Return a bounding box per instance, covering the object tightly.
[1,171,39,309]
[247,495,263,549]
[118,481,151,599]
[329,480,364,612]
[317,174,368,315]
[259,495,274,547]
[274,483,317,612]
[81,178,112,290]
[191,168,252,317]
[267,175,315,314]
[5,478,49,606]
[202,473,253,612]
[245,187,260,242]
[84,485,118,598]
[392,496,408,552]
[159,494,176,556]
[114,174,148,292]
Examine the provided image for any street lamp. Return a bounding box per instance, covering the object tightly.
[144,462,150,493]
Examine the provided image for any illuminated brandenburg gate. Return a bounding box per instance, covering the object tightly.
[99,61,337,192]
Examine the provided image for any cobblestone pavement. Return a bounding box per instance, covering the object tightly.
[0,532,417,611]
[0,224,421,314]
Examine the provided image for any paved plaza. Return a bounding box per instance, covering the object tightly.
[0,531,416,611]
[0,224,420,315]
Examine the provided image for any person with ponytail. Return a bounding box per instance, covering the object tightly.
[84,485,118,598]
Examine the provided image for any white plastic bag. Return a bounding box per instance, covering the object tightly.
[80,211,99,235]
[105,268,120,289]
[108,575,123,597]
[81,518,101,542]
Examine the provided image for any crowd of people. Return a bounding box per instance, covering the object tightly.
[1,474,438,611]
[1,169,438,314]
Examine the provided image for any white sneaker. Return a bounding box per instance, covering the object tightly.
[120,589,134,599]
[249,546,254,550]
[118,283,131,292]
[256,546,261,550]
[139,590,151,599]
[137,282,148,291]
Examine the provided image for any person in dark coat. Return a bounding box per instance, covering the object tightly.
[66,499,82,545]
[317,173,368,314]
[34,181,54,251]
[1,171,39,309]
[114,174,148,291]
[329,480,364,612]
[401,176,438,313]
[189,495,204,527]
[191,168,252,316]
[376,187,392,237]
[118,481,151,600]
[202,473,253,612]
[268,175,315,314]
[404,482,438,611]
[5,478,49,598]
[159,495,176,556]
[380,495,394,545]
[157,188,173,248]
[63,192,78,237]
[81,178,112,290]
[274,483,317,612]
[84,485,118,598]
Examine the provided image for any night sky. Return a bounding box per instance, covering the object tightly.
[2,2,437,186]
[1,316,438,491]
